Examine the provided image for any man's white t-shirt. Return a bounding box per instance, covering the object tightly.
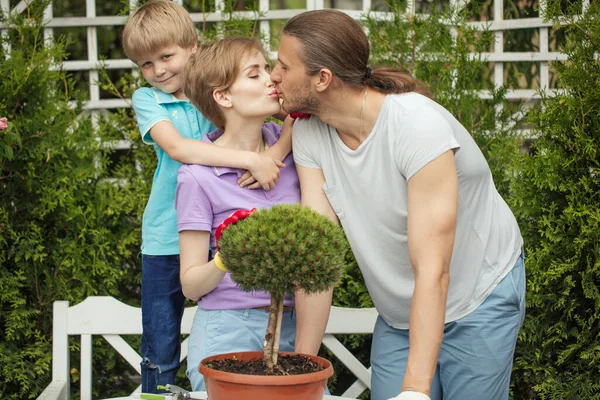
[292,92,523,329]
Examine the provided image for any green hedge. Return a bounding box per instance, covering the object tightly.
[510,1,600,398]
[0,1,148,398]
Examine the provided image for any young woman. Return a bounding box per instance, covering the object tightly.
[176,37,331,391]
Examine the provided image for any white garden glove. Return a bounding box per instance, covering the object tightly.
[388,391,431,400]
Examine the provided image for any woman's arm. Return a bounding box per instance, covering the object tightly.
[265,116,293,163]
[179,230,227,301]
[402,149,458,395]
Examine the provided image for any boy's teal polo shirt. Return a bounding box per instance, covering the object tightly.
[132,87,216,255]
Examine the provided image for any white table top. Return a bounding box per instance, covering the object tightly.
[103,392,356,400]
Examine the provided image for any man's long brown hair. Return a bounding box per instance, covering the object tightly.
[283,10,429,96]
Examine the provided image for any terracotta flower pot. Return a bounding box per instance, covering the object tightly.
[199,351,334,400]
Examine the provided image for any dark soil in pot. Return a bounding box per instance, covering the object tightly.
[203,354,324,376]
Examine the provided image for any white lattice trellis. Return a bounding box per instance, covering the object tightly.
[1,0,590,111]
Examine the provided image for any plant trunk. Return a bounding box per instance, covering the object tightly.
[263,294,284,369]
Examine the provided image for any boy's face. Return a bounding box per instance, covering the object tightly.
[138,44,196,99]
[224,51,281,120]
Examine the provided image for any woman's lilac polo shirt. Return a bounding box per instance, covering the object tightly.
[175,122,299,310]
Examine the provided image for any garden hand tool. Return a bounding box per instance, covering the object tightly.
[138,394,169,400]
[152,384,203,400]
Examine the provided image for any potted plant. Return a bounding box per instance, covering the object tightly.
[199,203,347,400]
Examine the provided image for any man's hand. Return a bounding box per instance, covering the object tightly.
[239,114,308,189]
[388,391,431,400]
[241,153,284,190]
[240,116,297,190]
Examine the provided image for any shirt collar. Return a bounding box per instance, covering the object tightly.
[211,165,244,178]
[202,131,245,178]
[152,87,190,105]
[205,127,273,178]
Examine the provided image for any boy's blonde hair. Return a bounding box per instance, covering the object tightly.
[184,37,267,131]
[122,0,197,63]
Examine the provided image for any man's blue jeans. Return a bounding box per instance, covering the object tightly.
[370,251,526,400]
[141,254,186,393]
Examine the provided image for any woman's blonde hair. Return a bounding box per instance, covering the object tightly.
[122,0,197,63]
[184,37,267,131]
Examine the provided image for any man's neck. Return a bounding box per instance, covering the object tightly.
[317,89,386,149]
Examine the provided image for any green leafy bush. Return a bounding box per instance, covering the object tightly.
[220,204,347,297]
[510,1,600,398]
[0,1,146,398]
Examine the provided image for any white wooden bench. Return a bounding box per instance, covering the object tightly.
[37,296,378,400]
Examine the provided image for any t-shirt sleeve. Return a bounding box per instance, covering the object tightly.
[131,87,170,144]
[291,118,322,169]
[175,166,213,232]
[394,107,461,180]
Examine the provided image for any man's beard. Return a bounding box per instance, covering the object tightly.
[282,83,319,115]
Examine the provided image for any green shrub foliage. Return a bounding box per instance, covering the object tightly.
[0,2,146,398]
[219,204,347,297]
[510,1,600,399]
[219,204,347,367]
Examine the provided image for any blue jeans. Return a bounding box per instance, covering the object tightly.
[141,254,186,393]
[186,308,297,391]
[371,251,526,400]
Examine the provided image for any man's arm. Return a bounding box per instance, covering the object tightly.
[179,230,227,301]
[401,149,458,395]
[293,164,339,355]
[265,116,293,162]
[239,116,294,189]
[150,121,283,191]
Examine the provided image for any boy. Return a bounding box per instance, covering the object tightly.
[121,0,291,393]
